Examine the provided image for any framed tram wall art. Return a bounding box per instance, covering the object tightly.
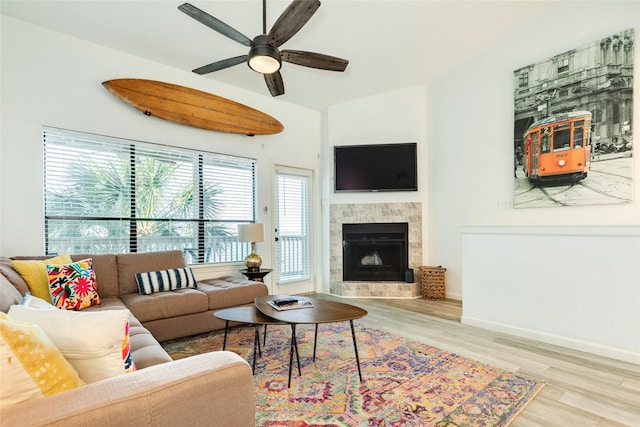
[512,28,633,208]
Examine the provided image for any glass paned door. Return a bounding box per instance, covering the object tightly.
[274,166,312,293]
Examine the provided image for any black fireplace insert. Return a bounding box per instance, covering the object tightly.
[342,222,408,281]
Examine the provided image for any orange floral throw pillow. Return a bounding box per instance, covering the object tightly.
[46,259,100,311]
[122,321,135,374]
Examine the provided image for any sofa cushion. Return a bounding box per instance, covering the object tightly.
[197,277,268,310]
[0,313,85,408]
[7,306,132,384]
[120,288,208,323]
[128,329,173,369]
[0,275,22,313]
[71,254,118,299]
[135,267,197,295]
[81,297,128,312]
[116,251,187,296]
[46,259,101,310]
[1,258,29,296]
[10,254,73,303]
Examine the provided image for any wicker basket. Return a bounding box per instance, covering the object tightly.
[420,266,446,300]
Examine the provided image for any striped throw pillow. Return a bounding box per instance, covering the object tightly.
[135,268,197,295]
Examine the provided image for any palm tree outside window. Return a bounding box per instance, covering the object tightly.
[43,127,256,264]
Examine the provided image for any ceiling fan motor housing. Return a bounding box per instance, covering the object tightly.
[248,34,282,74]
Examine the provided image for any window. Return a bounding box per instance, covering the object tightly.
[43,127,256,263]
[623,37,633,66]
[557,58,569,74]
[612,101,620,124]
[518,72,529,88]
[531,132,539,156]
[541,128,551,153]
[600,38,611,64]
[573,121,584,148]
[552,123,571,151]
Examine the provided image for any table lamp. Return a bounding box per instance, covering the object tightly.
[238,223,265,271]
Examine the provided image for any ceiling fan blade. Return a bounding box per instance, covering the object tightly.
[267,0,321,48]
[264,72,285,97]
[193,55,248,75]
[281,50,348,72]
[178,3,252,47]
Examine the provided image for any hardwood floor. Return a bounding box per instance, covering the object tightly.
[313,293,640,426]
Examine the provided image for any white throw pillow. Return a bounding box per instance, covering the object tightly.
[7,305,131,384]
[0,313,84,408]
[20,292,57,309]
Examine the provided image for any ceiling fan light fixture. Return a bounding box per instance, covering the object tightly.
[248,53,281,74]
[248,35,281,74]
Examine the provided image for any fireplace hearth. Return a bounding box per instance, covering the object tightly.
[343,223,408,281]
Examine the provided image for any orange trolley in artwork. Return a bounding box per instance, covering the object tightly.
[522,111,592,184]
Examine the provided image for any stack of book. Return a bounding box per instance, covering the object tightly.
[267,297,314,311]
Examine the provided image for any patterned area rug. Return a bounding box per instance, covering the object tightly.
[162,323,543,426]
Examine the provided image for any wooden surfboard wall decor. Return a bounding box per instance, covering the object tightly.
[102,79,284,135]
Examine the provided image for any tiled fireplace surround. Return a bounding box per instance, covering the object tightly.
[329,202,422,298]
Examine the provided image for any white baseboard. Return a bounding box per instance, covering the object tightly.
[462,315,640,365]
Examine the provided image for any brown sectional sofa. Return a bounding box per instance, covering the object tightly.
[0,250,268,426]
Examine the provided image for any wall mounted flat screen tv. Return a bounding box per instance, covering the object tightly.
[334,143,417,192]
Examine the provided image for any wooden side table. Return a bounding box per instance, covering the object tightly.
[240,268,272,282]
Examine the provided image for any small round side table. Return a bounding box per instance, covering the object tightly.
[240,268,272,282]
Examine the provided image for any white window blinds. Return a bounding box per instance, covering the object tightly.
[275,169,311,283]
[43,127,256,263]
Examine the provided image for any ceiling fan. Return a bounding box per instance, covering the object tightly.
[178,0,349,97]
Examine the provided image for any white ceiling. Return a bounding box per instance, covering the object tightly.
[1,0,554,111]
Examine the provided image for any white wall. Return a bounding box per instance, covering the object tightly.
[428,1,639,298]
[462,226,640,364]
[0,16,321,293]
[322,86,429,292]
[428,1,640,362]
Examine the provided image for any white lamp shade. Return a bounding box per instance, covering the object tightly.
[237,223,264,243]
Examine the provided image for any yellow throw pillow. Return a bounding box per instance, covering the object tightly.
[0,313,84,408]
[10,254,72,303]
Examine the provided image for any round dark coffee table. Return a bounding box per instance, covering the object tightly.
[255,295,368,387]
